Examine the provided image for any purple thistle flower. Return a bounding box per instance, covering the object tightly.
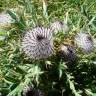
[21,27,54,59]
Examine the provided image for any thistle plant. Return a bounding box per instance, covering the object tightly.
[0,0,96,96]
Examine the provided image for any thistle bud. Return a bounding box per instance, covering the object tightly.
[58,44,76,62]
[75,32,94,53]
[0,12,13,28]
[22,86,44,96]
[50,21,69,34]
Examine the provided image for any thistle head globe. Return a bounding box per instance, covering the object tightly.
[22,86,44,96]
[50,21,69,34]
[0,12,13,28]
[75,32,94,53]
[58,44,77,62]
[21,27,54,59]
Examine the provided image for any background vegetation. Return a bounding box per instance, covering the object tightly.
[0,0,96,96]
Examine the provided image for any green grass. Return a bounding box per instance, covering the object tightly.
[0,0,96,96]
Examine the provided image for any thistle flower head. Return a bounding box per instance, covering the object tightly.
[21,27,54,59]
[58,44,76,62]
[0,12,12,27]
[22,86,44,96]
[75,32,94,53]
[50,20,69,34]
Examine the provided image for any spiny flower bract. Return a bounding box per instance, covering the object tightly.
[75,32,94,53]
[21,27,54,59]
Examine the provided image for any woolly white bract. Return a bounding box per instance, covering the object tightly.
[75,32,94,53]
[21,27,54,59]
